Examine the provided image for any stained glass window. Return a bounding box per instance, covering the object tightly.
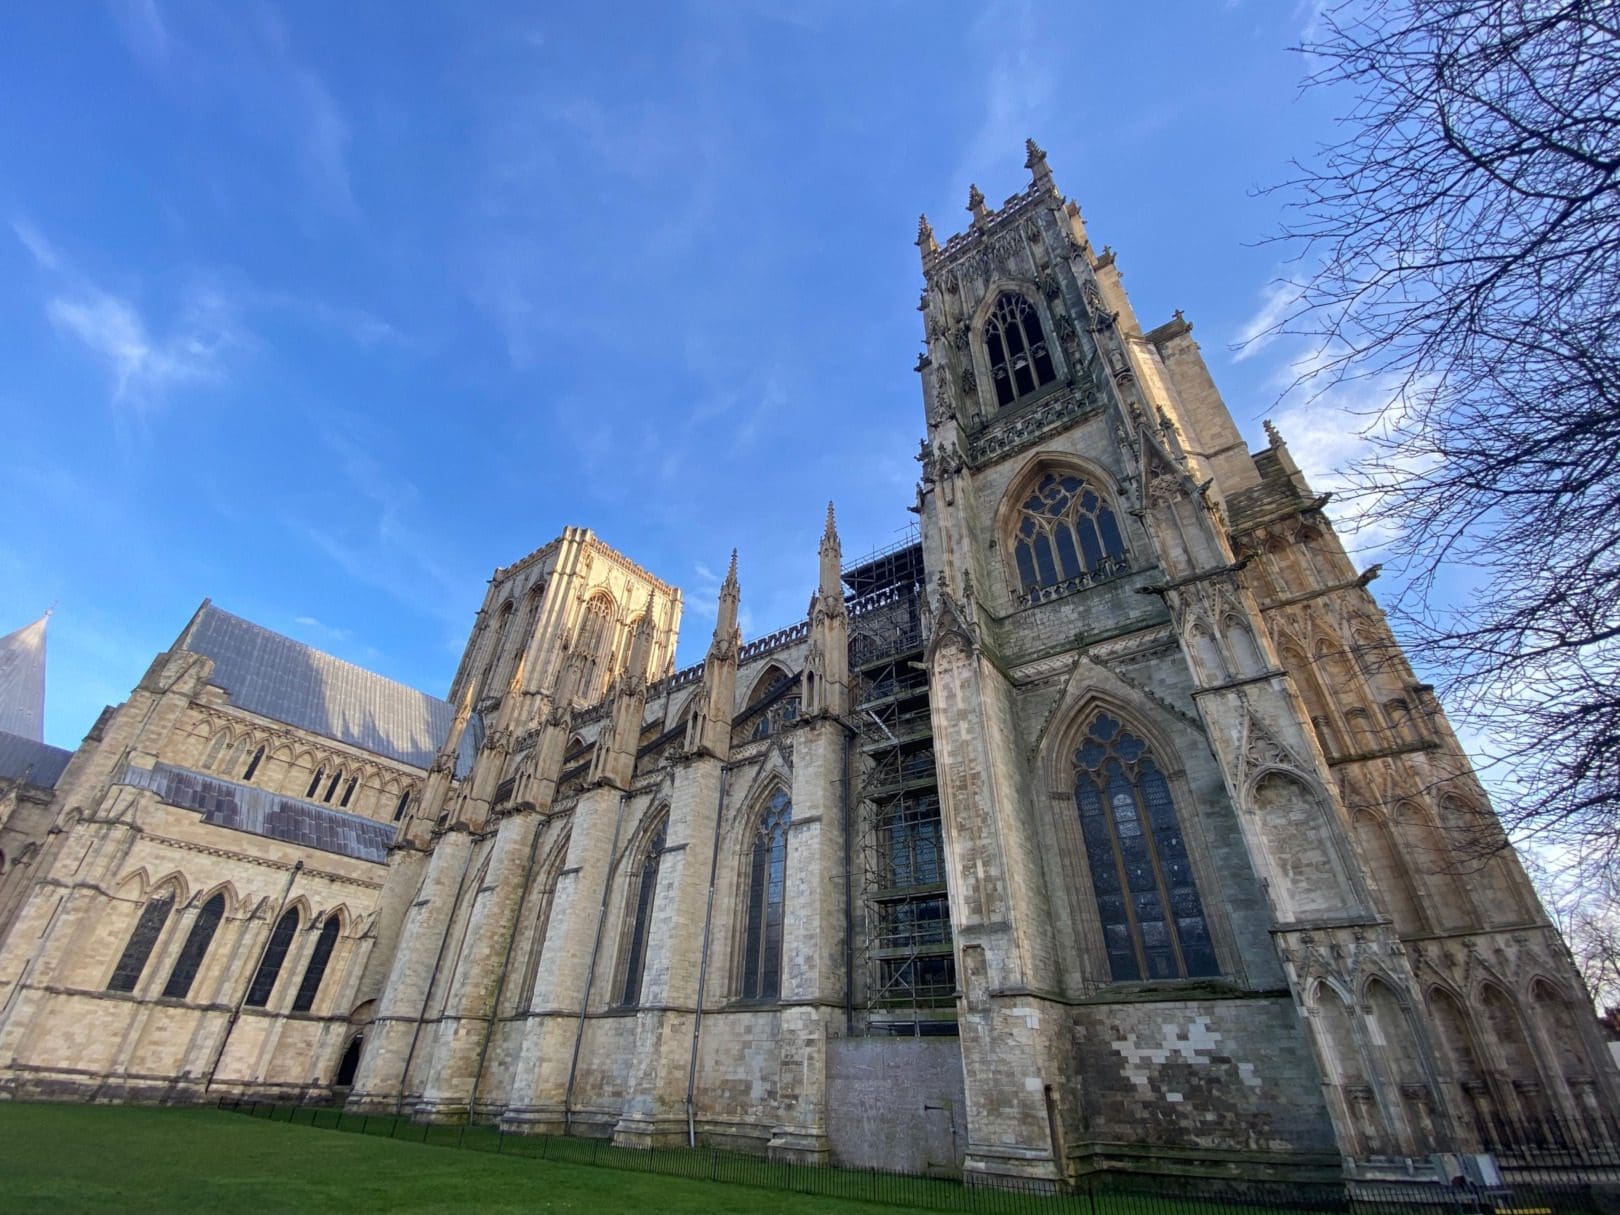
[1073,713,1218,982]
[1013,473,1128,602]
[292,916,341,1012]
[741,790,792,1000]
[618,815,667,1006]
[575,594,616,703]
[984,292,1056,407]
[245,908,300,1008]
[162,893,225,1000]
[107,893,174,993]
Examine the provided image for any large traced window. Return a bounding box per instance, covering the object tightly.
[162,892,226,1000]
[1012,472,1128,602]
[292,915,341,1013]
[245,908,301,1008]
[1073,713,1217,981]
[984,291,1056,408]
[741,789,792,1001]
[618,814,667,1006]
[575,593,616,703]
[107,892,175,993]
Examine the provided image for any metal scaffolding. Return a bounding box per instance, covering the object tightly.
[844,540,957,1035]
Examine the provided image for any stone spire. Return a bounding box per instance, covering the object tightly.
[967,183,989,227]
[916,213,938,259]
[0,612,49,742]
[1025,137,1053,190]
[803,504,849,718]
[687,550,741,757]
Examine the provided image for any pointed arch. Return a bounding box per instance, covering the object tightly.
[617,807,669,1007]
[516,827,573,1013]
[994,455,1130,605]
[739,785,793,1001]
[978,287,1057,408]
[744,663,794,709]
[292,914,343,1013]
[1282,643,1345,757]
[201,728,231,771]
[1353,810,1426,932]
[245,906,302,1008]
[1063,706,1218,982]
[161,890,228,1000]
[574,591,618,703]
[107,887,178,993]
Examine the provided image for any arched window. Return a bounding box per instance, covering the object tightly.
[242,745,265,781]
[324,770,343,803]
[392,789,411,821]
[340,776,358,808]
[984,291,1056,408]
[202,731,229,771]
[162,892,226,999]
[741,789,792,1001]
[1012,472,1128,601]
[1073,713,1217,981]
[575,593,616,703]
[245,908,301,1008]
[618,814,667,1006]
[292,915,342,1013]
[306,768,324,799]
[107,892,175,993]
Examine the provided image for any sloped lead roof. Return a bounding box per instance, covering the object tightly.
[179,602,453,771]
[0,730,72,788]
[0,614,48,742]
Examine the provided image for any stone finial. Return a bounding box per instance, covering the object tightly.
[713,549,741,643]
[967,184,990,228]
[1263,419,1286,448]
[819,502,842,592]
[823,500,838,541]
[1026,138,1055,190]
[916,213,938,257]
[724,547,739,588]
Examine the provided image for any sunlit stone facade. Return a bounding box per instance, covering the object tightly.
[0,150,1614,1188]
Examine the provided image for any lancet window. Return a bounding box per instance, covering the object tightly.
[984,291,1056,408]
[741,789,792,1001]
[618,814,667,1006]
[575,593,616,703]
[161,892,226,1000]
[292,915,341,1013]
[1072,713,1217,981]
[245,908,301,1008]
[107,892,175,993]
[1012,472,1128,603]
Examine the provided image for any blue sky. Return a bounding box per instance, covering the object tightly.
[3,1,1354,749]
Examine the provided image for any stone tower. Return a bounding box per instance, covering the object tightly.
[910,142,1616,1185]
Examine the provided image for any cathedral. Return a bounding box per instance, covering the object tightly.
[0,147,1614,1190]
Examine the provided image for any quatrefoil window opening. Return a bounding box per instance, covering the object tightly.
[1013,473,1127,593]
[985,291,1056,408]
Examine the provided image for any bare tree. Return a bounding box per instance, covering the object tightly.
[1267,2,1620,866]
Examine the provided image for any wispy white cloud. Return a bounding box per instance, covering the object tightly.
[108,0,358,218]
[1233,279,1300,362]
[10,218,61,270]
[46,284,242,408]
[947,0,1055,220]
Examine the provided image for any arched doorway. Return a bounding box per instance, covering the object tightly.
[335,1034,363,1087]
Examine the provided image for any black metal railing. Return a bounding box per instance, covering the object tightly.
[217,1099,1619,1215]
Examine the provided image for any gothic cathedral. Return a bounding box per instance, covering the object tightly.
[0,147,1613,1190]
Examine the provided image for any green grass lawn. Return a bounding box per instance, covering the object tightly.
[0,1103,942,1214]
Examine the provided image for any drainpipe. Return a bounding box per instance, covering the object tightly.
[563,789,630,1133]
[203,860,302,1096]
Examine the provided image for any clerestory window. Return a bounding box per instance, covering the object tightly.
[1073,713,1217,982]
[292,915,341,1013]
[245,909,300,1008]
[1012,473,1128,602]
[985,291,1056,408]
